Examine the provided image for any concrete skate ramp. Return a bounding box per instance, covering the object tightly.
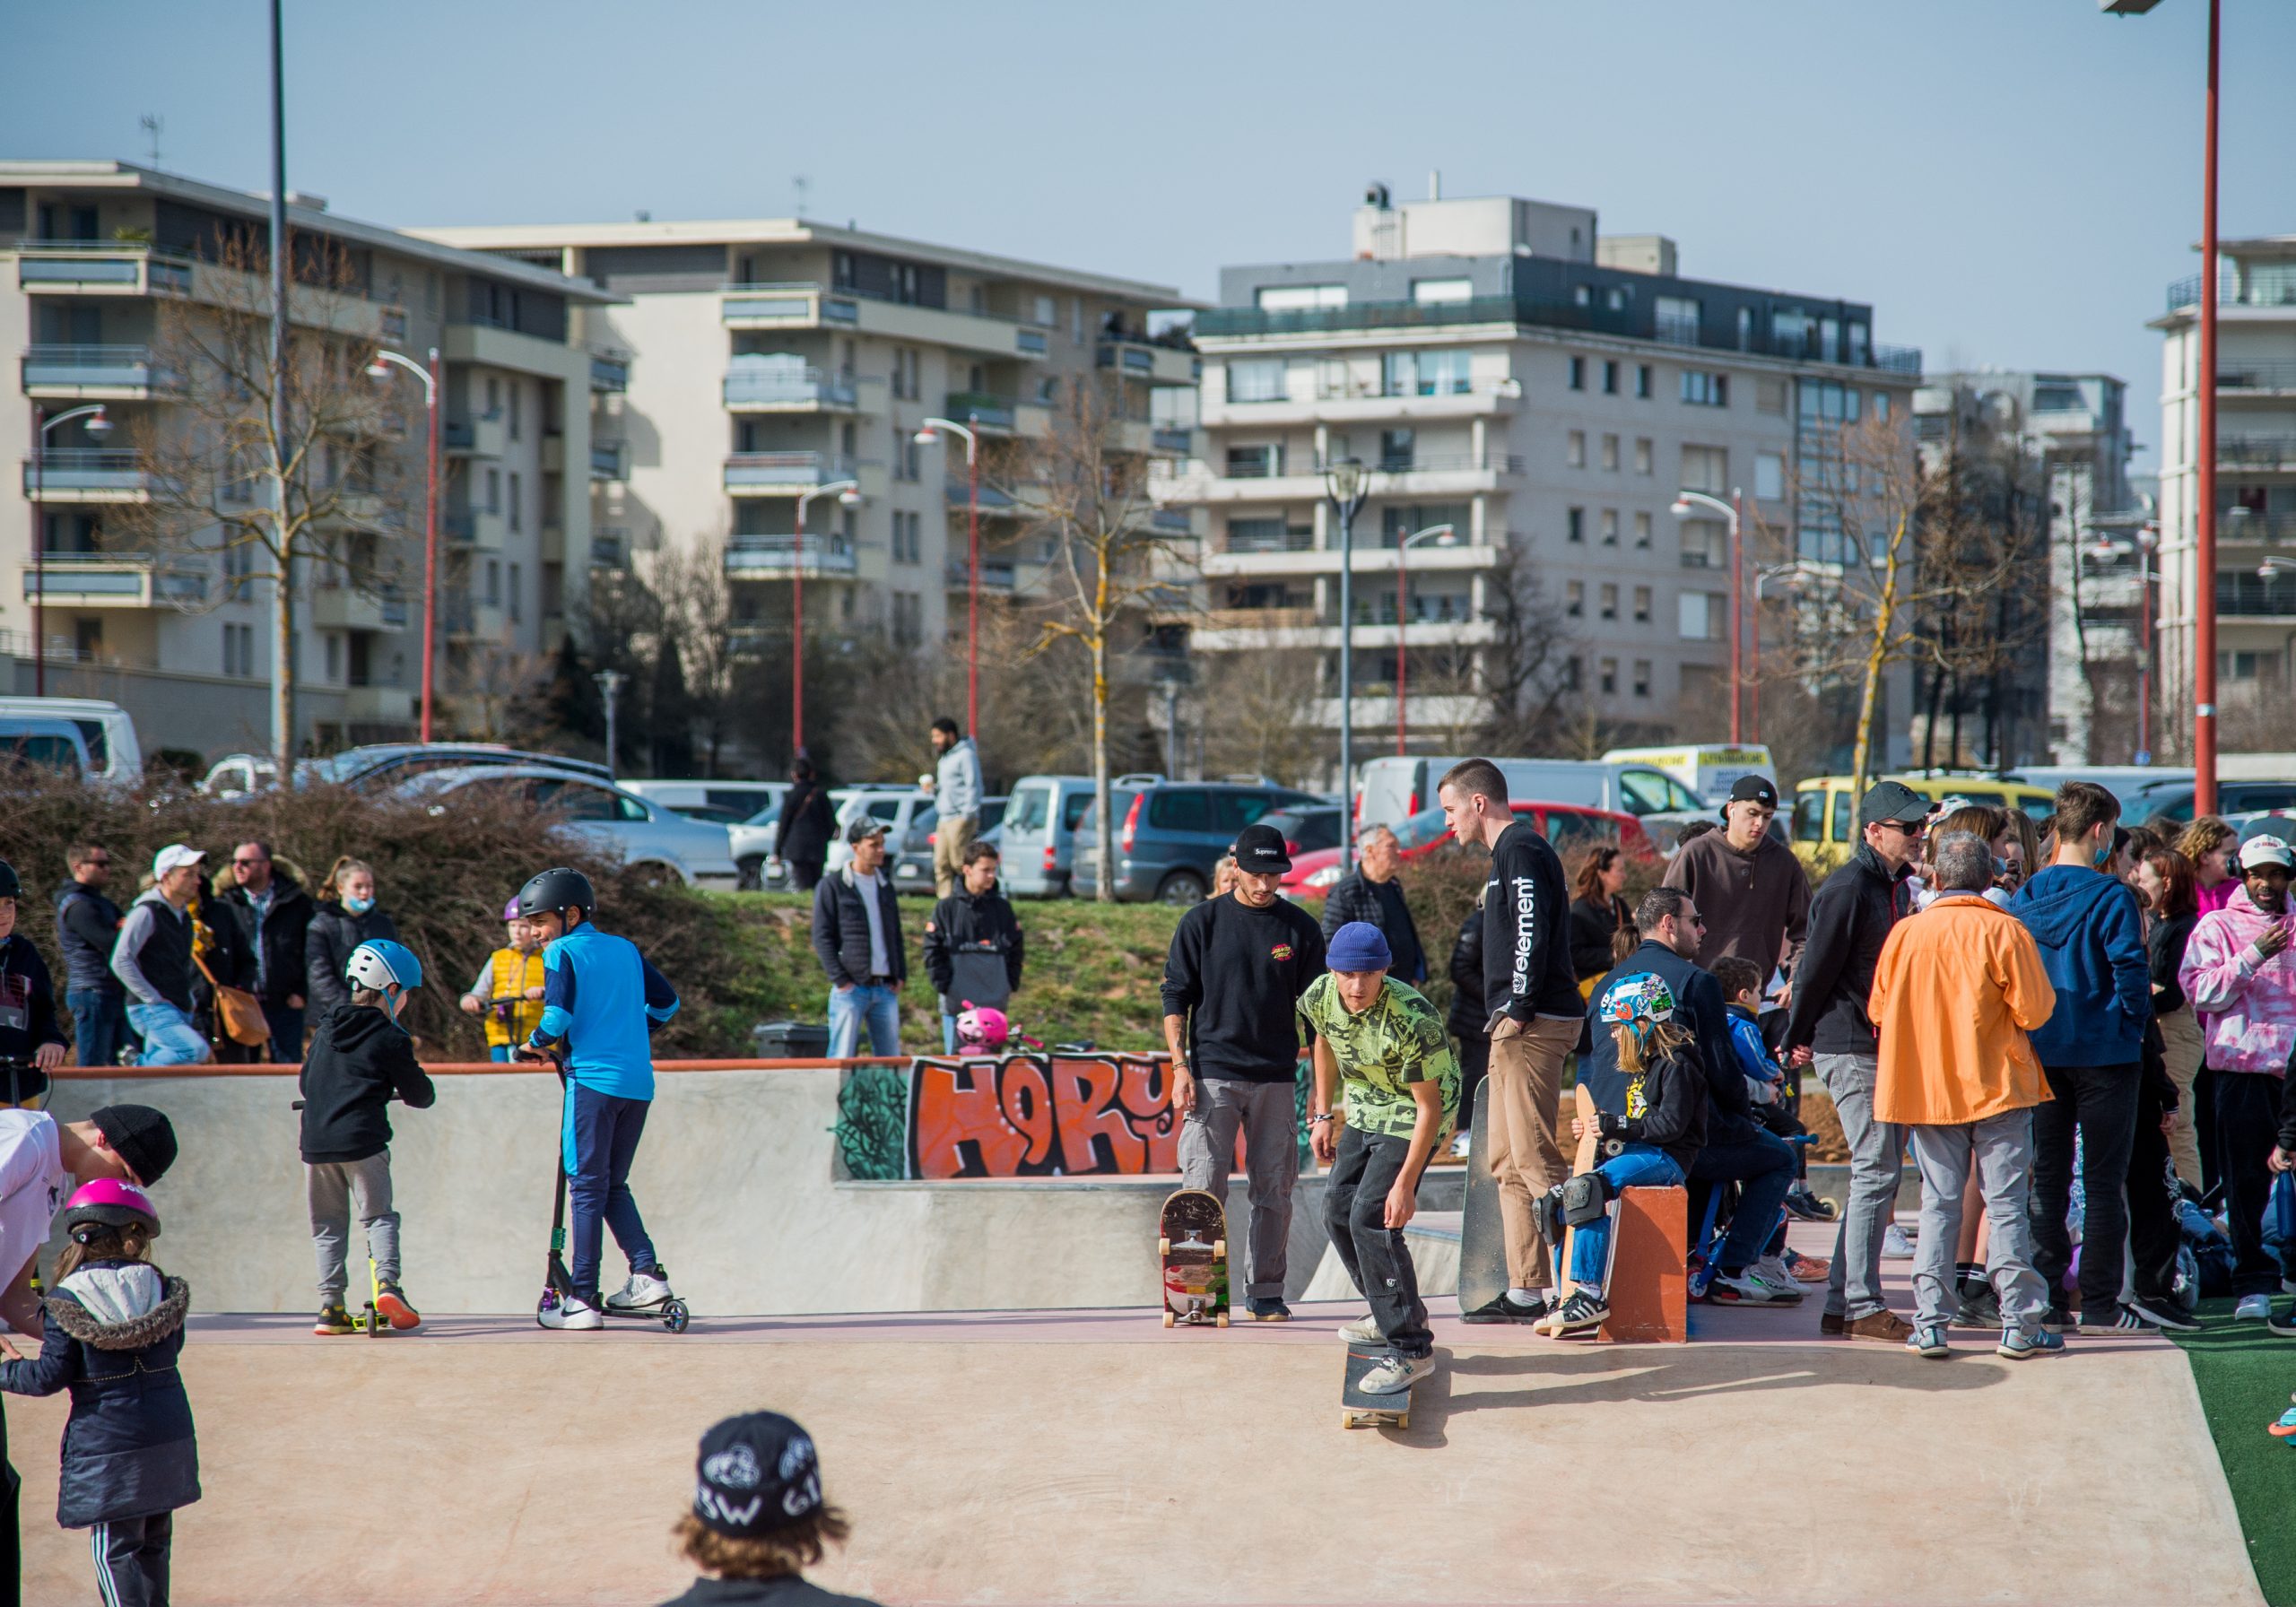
[14,1298,2256,1607]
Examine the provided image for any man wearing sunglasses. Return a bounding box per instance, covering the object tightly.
[54,844,128,1069]
[1786,780,1931,1343]
[213,840,315,1063]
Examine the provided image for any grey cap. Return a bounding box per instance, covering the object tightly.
[1857,780,1932,828]
[845,815,888,846]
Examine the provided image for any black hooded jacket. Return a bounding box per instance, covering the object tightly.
[1783,844,1915,1057]
[298,1003,437,1164]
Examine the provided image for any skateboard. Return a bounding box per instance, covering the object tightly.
[1341,1345,1414,1429]
[1159,1188,1229,1328]
[1456,1085,1510,1319]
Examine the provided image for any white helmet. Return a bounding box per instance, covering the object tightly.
[344,939,423,995]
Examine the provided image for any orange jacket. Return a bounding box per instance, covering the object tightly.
[1870,893,2057,1126]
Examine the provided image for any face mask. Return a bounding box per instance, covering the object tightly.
[344,895,375,916]
[2092,842,2112,870]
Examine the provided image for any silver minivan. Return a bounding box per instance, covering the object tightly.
[998,775,1099,897]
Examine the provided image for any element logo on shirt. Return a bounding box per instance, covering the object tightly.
[1270,943,1294,962]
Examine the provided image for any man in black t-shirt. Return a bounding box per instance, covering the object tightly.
[1161,822,1327,1320]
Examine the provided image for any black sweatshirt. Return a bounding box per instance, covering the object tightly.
[2148,910,2199,1016]
[1596,1046,1708,1171]
[298,1003,437,1164]
[1161,892,1326,1081]
[0,934,65,1064]
[1482,819,1586,1027]
[1783,845,1913,1057]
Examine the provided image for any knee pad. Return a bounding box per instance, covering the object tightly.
[1561,1170,1616,1228]
[1534,1185,1567,1245]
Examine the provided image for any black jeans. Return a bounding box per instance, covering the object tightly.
[1323,1123,1432,1357]
[2195,1064,2222,1199]
[2030,1062,2140,1314]
[1454,1036,1489,1137]
[1689,1130,1798,1275]
[91,1511,170,1606]
[2214,1070,2292,1298]
[2126,1079,2186,1306]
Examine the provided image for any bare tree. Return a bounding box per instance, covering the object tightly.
[1196,640,1326,786]
[648,532,743,777]
[115,229,410,769]
[1474,537,1581,756]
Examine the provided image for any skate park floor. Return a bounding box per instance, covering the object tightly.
[13,1222,2260,1607]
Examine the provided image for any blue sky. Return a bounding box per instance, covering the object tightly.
[9,0,2292,473]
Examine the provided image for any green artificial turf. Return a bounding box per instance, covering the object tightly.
[2169,1299,2296,1605]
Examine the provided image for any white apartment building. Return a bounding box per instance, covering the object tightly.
[1155,187,1922,764]
[414,217,1195,658]
[2153,239,2296,751]
[0,161,613,756]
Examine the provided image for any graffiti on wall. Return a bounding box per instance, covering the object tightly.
[906,1053,1190,1179]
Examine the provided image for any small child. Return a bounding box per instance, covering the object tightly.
[0,1178,198,1607]
[460,899,548,1062]
[300,939,436,1336]
[1713,956,1831,1287]
[1544,973,1706,1336]
[663,1410,882,1606]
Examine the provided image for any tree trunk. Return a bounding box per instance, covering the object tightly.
[1848,526,1903,800]
[1091,630,1112,903]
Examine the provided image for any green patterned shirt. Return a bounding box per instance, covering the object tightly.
[1299,974,1460,1142]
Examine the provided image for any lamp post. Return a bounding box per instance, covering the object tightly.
[1393,522,1457,755]
[914,415,980,735]
[788,478,863,754]
[27,404,111,694]
[1673,488,1744,742]
[1324,457,1371,861]
[594,668,626,780]
[366,347,440,740]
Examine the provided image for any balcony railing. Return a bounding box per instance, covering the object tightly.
[591,530,629,569]
[2170,273,2296,314]
[22,344,174,393]
[944,477,1016,511]
[442,509,476,542]
[946,559,1017,591]
[2216,574,2296,617]
[721,283,861,327]
[1874,344,1923,375]
[1653,311,1702,346]
[589,352,631,393]
[1152,427,1194,454]
[1151,508,1194,534]
[1226,527,1314,553]
[943,390,1016,430]
[1016,328,1049,357]
[2220,363,2296,393]
[15,240,195,296]
[725,368,857,410]
[2220,510,2296,543]
[2221,438,2296,471]
[1202,606,1318,631]
[22,450,148,496]
[724,452,856,492]
[724,535,858,577]
[591,442,629,481]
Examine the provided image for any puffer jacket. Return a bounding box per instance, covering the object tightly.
[304,899,400,1021]
[0,1258,199,1526]
[2179,885,2296,1075]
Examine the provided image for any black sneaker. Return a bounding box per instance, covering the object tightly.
[2041,1303,2073,1335]
[1248,1297,1292,1323]
[2128,1295,2203,1333]
[2077,1303,2159,1336]
[2267,1307,2296,1338]
[1782,1186,1839,1223]
[374,1282,421,1332]
[1549,1289,1609,1336]
[1952,1286,2002,1330]
[1463,1291,1551,1325]
[313,1304,354,1337]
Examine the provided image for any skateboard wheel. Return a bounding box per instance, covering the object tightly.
[1215,1311,1229,1328]
[662,1300,690,1333]
[1158,1238,1170,1256]
[1162,1310,1175,1328]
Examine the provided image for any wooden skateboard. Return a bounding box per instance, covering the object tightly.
[1456,1084,1510,1319]
[1159,1187,1229,1328]
[1341,1345,1414,1429]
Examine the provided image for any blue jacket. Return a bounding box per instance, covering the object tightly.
[528,923,679,1100]
[1580,939,1756,1146]
[0,1259,199,1527]
[2012,864,2151,1066]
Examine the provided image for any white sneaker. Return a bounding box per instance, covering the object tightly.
[2236,1293,2274,1323]
[1881,1224,1917,1261]
[1752,1255,1812,1297]
[1336,1314,1384,1344]
[1357,1351,1436,1394]
[1709,1266,1801,1305]
[606,1270,674,1312]
[1448,1132,1471,1160]
[539,1295,603,1331]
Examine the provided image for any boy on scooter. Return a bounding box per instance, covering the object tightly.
[515,868,681,1331]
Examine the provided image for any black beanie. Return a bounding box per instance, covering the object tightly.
[91,1105,178,1188]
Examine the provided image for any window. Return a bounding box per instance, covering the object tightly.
[1792,790,1826,843]
[1637,364,1652,398]
[1678,591,1726,640]
[1380,352,1413,397]
[1681,445,1727,494]
[1633,511,1652,549]
[1634,438,1653,475]
[1147,788,1211,832]
[1416,350,1471,395]
[1226,360,1285,404]
[1566,430,1586,468]
[509,561,523,622]
[1604,360,1619,395]
[1561,655,1583,691]
[1655,295,1700,344]
[509,383,524,440]
[1601,434,1620,472]
[1599,657,1618,695]
[509,473,523,533]
[325,635,341,682]
[891,591,923,647]
[1224,443,1283,479]
[485,377,500,414]
[1072,299,1085,343]
[1632,659,1652,697]
[1874,391,1891,421]
[1756,451,1787,502]
[1379,430,1414,472]
[1566,580,1585,618]
[1030,294,1057,327]
[1757,378,1788,415]
[1411,277,1473,304]
[1569,356,1586,391]
[1633,586,1652,623]
[1600,509,1619,547]
[1567,507,1585,544]
[1736,308,1752,350]
[485,468,501,514]
[486,560,502,607]
[1599,583,1618,621]
[1680,521,1725,569]
[1681,370,1729,407]
[1255,284,1346,311]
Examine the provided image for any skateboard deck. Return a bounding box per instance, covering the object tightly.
[1160,1187,1229,1328]
[1341,1345,1415,1429]
[1456,1084,1509,1319]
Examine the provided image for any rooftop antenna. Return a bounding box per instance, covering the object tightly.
[139,114,163,169]
[793,175,811,218]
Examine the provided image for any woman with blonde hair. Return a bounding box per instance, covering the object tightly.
[2179,816,2239,916]
[304,856,399,1021]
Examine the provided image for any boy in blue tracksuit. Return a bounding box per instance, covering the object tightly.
[512,868,680,1331]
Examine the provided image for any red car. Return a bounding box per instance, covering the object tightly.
[1282,800,1658,897]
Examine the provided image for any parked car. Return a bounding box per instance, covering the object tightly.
[727,800,787,891]
[1281,800,1659,896]
[1602,743,1779,806]
[1071,779,1322,903]
[2116,777,2296,827]
[998,775,1100,897]
[891,797,1007,890]
[1257,804,1346,859]
[1790,772,2055,877]
[0,696,141,791]
[0,716,94,781]
[323,743,613,794]
[822,785,938,880]
[622,777,788,826]
[1353,754,1708,838]
[397,765,740,889]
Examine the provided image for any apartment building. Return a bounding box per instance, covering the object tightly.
[2153,239,2296,751]
[1154,187,1922,764]
[414,216,1195,659]
[0,161,613,756]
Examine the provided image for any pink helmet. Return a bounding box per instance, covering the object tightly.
[956,1004,1009,1050]
[58,1178,161,1240]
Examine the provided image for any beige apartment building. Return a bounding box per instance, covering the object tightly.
[1,161,614,756]
[1155,187,1922,763]
[414,216,1195,657]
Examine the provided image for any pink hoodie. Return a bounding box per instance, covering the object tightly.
[2179,884,2296,1075]
[2197,877,2238,917]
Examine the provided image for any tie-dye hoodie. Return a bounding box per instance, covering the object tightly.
[2178,885,2296,1075]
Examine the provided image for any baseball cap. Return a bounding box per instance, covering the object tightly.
[1857,781,1932,828]
[844,815,888,846]
[1720,775,1779,819]
[2239,835,2293,872]
[1232,822,1292,875]
[151,844,205,880]
[691,1412,824,1539]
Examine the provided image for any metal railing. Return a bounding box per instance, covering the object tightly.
[945,559,1017,590]
[2219,362,2296,392]
[589,352,631,393]
[944,390,1017,430]
[22,449,147,493]
[1874,344,1923,374]
[1225,527,1313,554]
[724,535,858,576]
[724,368,857,410]
[22,344,173,390]
[2219,511,2296,542]
[591,531,629,569]
[2169,274,2296,314]
[724,452,853,490]
[591,442,629,480]
[2216,574,2296,616]
[944,477,1016,510]
[2220,438,2296,469]
[1151,427,1194,454]
[15,239,196,296]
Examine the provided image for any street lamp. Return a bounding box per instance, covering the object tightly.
[2088,530,2163,764]
[1393,522,1457,755]
[1324,457,1371,859]
[915,415,981,737]
[27,403,111,696]
[594,667,627,780]
[789,477,864,754]
[366,347,441,741]
[1673,488,1744,742]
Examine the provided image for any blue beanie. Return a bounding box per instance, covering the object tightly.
[1326,920,1393,973]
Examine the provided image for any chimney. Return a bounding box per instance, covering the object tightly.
[1428,169,1441,201]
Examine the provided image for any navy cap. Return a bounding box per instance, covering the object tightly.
[1326,920,1393,972]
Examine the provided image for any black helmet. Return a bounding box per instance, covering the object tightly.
[0,860,17,900]
[517,867,595,922]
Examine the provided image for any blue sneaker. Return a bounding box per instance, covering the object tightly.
[1908,1324,1950,1359]
[1997,1326,2065,1360]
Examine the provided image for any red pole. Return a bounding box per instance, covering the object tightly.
[2193,0,2220,814]
[966,439,979,737]
[1395,543,1407,755]
[419,349,439,742]
[792,495,807,752]
[29,405,44,696]
[1728,491,1744,744]
[2140,556,2154,763]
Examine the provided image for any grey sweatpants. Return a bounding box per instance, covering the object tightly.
[1909,1111,2047,1333]
[1816,1051,1904,1321]
[1178,1076,1298,1299]
[309,1151,401,1302]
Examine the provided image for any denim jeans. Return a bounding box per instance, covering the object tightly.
[262,1000,305,1065]
[126,1002,211,1067]
[67,988,129,1069]
[827,982,901,1057]
[1689,1129,1798,1274]
[1323,1123,1432,1356]
[1567,1143,1685,1289]
[561,1081,657,1306]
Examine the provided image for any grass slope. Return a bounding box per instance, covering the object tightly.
[2169,1300,2296,1605]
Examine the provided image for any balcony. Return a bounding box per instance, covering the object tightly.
[2221,438,2296,472]
[1152,427,1194,455]
[1203,606,1319,631]
[1227,526,1314,555]
[22,344,176,399]
[22,449,152,502]
[1151,508,1194,535]
[725,452,857,496]
[2219,510,2296,544]
[591,441,629,481]
[944,476,1019,513]
[442,412,506,459]
[588,351,631,393]
[15,241,195,298]
[724,366,861,413]
[2168,273,2296,315]
[441,508,477,543]
[722,282,862,330]
[591,530,629,569]
[723,535,857,577]
[22,552,204,608]
[1096,337,1198,387]
[943,390,1017,431]
[1152,452,1522,508]
[945,559,1016,593]
[310,585,410,632]
[2219,362,2296,397]
[2217,573,2296,618]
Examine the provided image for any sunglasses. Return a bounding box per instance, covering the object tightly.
[232,857,268,867]
[1877,819,1926,835]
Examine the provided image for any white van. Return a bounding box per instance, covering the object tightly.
[1603,744,1778,806]
[1354,755,1708,835]
[0,697,141,792]
[620,778,789,825]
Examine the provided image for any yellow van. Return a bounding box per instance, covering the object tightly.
[1790,774,2056,877]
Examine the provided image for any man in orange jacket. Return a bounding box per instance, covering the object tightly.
[1870,830,2060,1361]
